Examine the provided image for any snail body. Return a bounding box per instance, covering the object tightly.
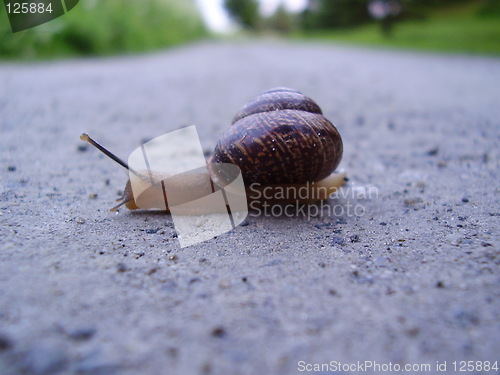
[81,88,344,213]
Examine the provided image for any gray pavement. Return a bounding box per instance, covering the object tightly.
[0,41,499,374]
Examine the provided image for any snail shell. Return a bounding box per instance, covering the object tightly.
[210,87,343,185]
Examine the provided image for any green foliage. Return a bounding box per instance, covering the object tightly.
[302,0,371,30]
[297,0,500,55]
[477,0,500,18]
[299,0,494,31]
[224,0,260,30]
[0,0,206,59]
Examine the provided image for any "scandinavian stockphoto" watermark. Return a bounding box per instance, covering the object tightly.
[82,127,379,247]
[248,183,379,219]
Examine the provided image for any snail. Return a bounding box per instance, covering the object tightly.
[80,87,345,213]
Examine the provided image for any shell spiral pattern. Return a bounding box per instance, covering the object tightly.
[211,88,343,185]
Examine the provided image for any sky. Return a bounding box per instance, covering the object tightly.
[195,0,308,32]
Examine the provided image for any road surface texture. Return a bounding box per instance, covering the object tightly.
[0,41,499,374]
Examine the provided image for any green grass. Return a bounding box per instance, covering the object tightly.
[297,1,500,55]
[0,0,207,59]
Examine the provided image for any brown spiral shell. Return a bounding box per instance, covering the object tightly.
[211,88,343,185]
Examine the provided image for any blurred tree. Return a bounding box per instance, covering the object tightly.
[367,0,402,38]
[300,0,487,31]
[224,0,260,30]
[477,0,500,18]
[301,0,371,29]
[265,5,298,33]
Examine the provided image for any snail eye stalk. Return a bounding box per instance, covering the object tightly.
[80,133,141,178]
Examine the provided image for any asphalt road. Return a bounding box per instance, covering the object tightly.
[0,41,499,375]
